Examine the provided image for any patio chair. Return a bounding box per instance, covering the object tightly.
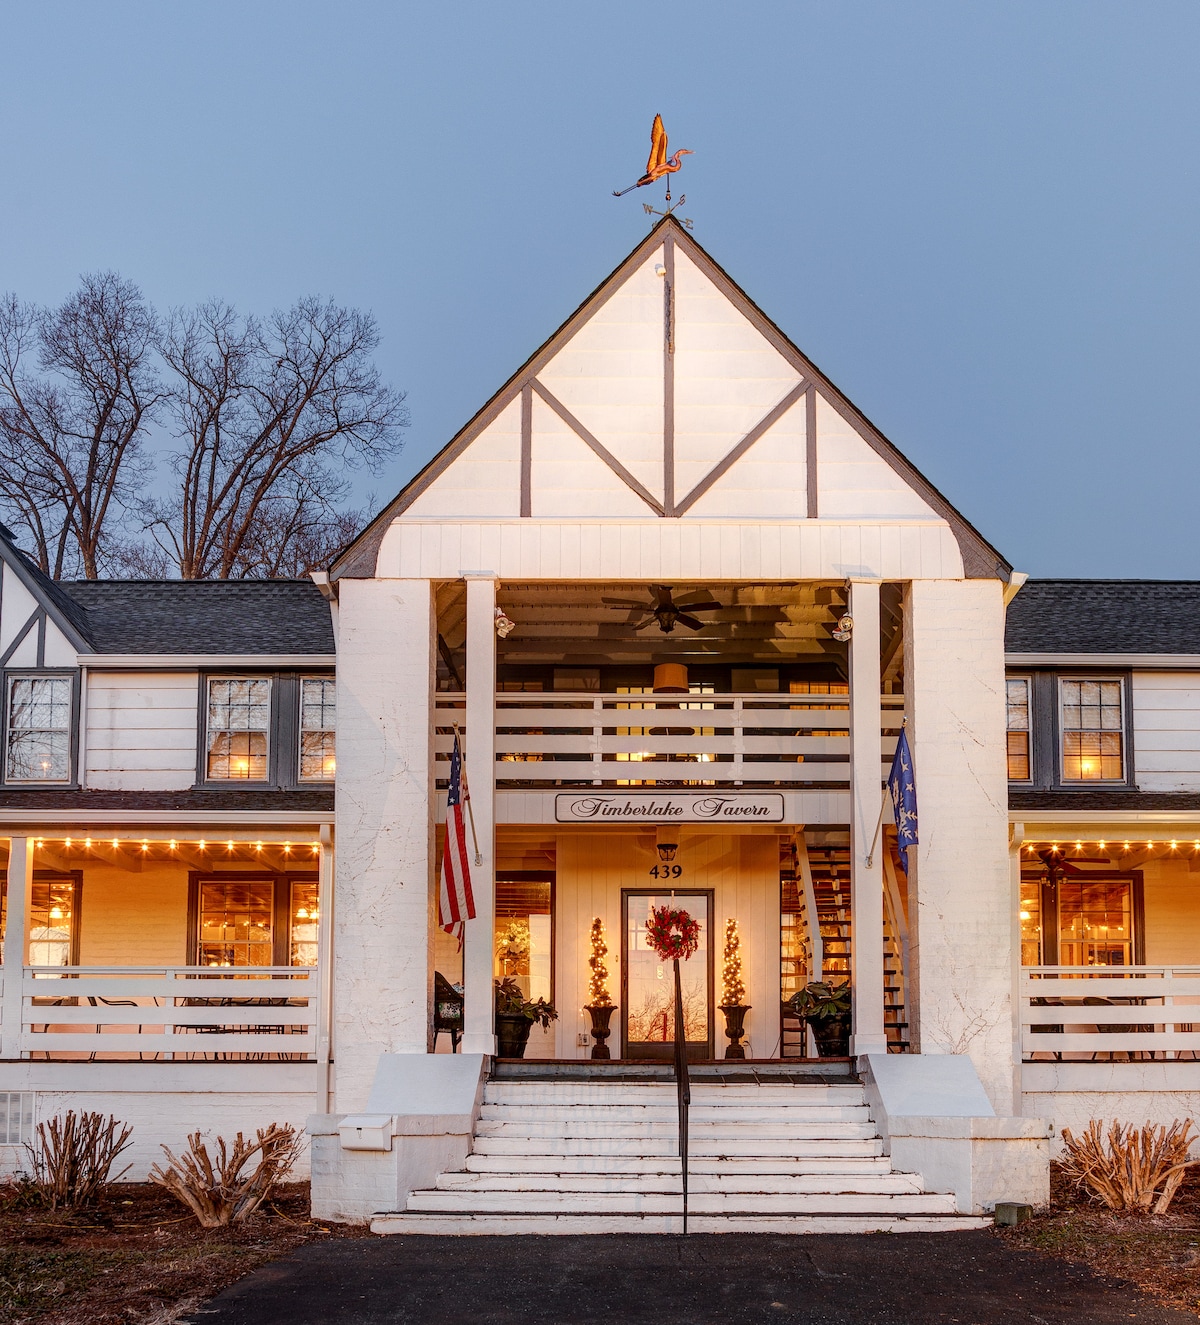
[434,971,464,1052]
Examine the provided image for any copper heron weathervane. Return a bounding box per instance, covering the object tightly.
[613,114,694,228]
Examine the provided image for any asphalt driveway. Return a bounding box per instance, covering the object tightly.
[183,1231,1194,1325]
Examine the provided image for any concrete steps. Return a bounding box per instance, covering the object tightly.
[372,1077,985,1236]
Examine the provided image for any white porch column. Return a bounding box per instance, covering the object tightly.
[904,578,1013,1111]
[848,579,887,1057]
[315,822,335,1112]
[461,576,497,1056]
[1,836,33,1059]
[333,578,436,1111]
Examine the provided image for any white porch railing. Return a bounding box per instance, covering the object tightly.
[1020,965,1200,1059]
[436,692,905,789]
[17,966,316,1060]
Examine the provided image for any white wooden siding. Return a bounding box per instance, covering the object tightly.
[1133,672,1200,791]
[815,395,938,520]
[85,671,199,791]
[404,397,522,519]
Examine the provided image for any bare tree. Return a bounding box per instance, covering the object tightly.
[150,297,406,579]
[0,275,160,578]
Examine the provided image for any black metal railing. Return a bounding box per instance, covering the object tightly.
[672,956,690,1235]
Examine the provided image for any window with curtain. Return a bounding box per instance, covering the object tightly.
[1006,678,1032,781]
[1060,679,1124,781]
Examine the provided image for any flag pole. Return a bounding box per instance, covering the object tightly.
[865,716,906,868]
[452,722,484,867]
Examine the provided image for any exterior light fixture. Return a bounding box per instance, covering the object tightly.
[495,607,516,638]
[655,826,678,863]
[832,614,853,642]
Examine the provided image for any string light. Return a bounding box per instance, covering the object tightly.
[586,917,612,1008]
[227,840,234,852]
[112,838,119,849]
[84,837,92,849]
[721,918,746,1007]
[283,842,291,854]
[169,840,177,851]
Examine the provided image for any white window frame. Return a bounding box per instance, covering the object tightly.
[3,671,74,784]
[1058,676,1127,784]
[204,676,273,783]
[298,676,336,783]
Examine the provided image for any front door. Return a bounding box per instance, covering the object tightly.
[621,890,714,1061]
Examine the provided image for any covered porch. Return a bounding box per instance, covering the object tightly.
[0,830,332,1065]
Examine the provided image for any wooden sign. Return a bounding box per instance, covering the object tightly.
[554,792,784,824]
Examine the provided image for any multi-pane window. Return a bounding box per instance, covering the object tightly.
[1057,880,1134,967]
[1060,679,1124,781]
[206,678,270,780]
[5,676,71,782]
[28,879,78,967]
[289,881,319,966]
[1006,679,1032,781]
[1018,877,1042,965]
[299,679,336,781]
[197,880,274,967]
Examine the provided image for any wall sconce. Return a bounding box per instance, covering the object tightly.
[495,607,516,638]
[832,613,853,642]
[656,826,678,862]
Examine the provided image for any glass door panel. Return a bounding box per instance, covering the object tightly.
[621,890,713,1060]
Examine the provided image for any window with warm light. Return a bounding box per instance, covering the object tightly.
[1057,880,1134,966]
[1006,678,1032,781]
[197,879,274,966]
[290,880,319,965]
[4,675,72,782]
[28,878,79,967]
[1018,877,1042,964]
[206,678,270,780]
[298,678,336,781]
[1060,679,1124,781]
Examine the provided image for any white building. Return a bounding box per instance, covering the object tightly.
[1,219,1196,1232]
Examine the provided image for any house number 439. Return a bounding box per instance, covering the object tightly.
[648,864,683,879]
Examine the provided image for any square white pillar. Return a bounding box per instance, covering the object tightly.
[461,576,497,1056]
[1,836,33,1059]
[332,578,437,1111]
[904,578,1013,1112]
[848,579,887,1057]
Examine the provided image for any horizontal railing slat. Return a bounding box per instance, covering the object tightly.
[27,1005,313,1026]
[1022,1032,1200,1052]
[26,1033,316,1053]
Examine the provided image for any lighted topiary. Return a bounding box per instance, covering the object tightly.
[721,917,746,1006]
[587,917,612,1007]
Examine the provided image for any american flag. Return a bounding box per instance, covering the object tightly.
[438,734,476,940]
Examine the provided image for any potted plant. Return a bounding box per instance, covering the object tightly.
[584,917,616,1059]
[788,980,852,1057]
[494,976,558,1059]
[719,918,751,1059]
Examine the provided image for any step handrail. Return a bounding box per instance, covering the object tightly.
[672,956,690,1235]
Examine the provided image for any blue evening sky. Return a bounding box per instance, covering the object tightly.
[1,2,1196,577]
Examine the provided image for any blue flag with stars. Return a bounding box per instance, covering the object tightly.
[887,727,918,853]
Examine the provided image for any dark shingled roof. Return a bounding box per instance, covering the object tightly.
[0,788,334,812]
[1006,580,1200,655]
[59,580,335,655]
[1009,790,1200,811]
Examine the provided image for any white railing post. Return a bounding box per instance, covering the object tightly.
[733,697,744,785]
[316,823,335,1102]
[1,836,32,1059]
[592,696,602,784]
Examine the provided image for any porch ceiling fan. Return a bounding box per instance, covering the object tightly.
[601,584,723,634]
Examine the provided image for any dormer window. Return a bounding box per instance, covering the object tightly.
[4,675,72,783]
[206,678,271,781]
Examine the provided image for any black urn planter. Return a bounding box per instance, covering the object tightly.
[808,1013,851,1058]
[585,1004,616,1059]
[719,1004,751,1059]
[495,1012,533,1059]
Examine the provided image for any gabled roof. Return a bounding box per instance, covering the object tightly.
[333,216,1011,581]
[0,523,333,657]
[1006,580,1200,655]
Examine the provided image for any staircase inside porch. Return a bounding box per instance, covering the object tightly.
[371,1064,986,1235]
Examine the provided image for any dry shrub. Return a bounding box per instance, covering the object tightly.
[1059,1118,1199,1214]
[24,1110,134,1209]
[149,1124,303,1227]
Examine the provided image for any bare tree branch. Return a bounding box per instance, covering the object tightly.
[150,297,406,578]
[0,275,160,578]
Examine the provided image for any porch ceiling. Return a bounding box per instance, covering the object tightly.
[437,580,884,671]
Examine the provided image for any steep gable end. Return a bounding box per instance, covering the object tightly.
[335,219,1009,580]
[0,525,92,666]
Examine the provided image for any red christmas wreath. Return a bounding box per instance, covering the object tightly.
[645,905,700,962]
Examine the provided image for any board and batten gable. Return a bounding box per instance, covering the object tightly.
[337,217,1010,586]
[0,558,80,669]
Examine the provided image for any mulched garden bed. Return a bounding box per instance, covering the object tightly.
[1000,1161,1200,1318]
[0,1181,369,1325]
